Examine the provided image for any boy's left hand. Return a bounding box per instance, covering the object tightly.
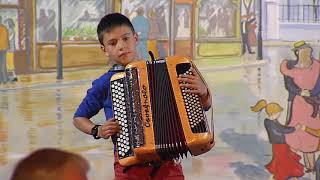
[178,67,208,97]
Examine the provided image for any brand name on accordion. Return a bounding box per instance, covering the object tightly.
[141,85,151,127]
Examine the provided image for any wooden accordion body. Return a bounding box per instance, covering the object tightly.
[110,56,214,166]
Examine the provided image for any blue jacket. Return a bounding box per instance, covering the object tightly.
[74,70,116,120]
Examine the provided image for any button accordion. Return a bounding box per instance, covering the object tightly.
[110,56,214,166]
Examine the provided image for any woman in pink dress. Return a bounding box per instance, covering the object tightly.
[280,42,320,172]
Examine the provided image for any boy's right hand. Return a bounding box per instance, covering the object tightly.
[97,118,120,139]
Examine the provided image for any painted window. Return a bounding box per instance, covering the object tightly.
[36,0,107,42]
[280,0,320,23]
[36,0,57,42]
[198,0,238,38]
[120,0,170,58]
[175,4,191,39]
[121,0,170,40]
[0,0,18,4]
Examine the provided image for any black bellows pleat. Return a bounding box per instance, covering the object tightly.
[148,60,188,160]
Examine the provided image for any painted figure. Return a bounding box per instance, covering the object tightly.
[240,15,255,55]
[5,18,18,82]
[132,7,150,60]
[298,124,320,180]
[155,6,167,58]
[248,13,257,47]
[37,9,49,41]
[251,99,304,180]
[280,40,320,172]
[0,16,9,84]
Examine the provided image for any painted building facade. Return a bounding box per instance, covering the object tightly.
[0,0,243,73]
[263,0,320,41]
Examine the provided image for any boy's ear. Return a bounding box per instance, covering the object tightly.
[133,32,139,43]
[100,45,109,56]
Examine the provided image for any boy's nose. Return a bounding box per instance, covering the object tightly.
[117,41,125,50]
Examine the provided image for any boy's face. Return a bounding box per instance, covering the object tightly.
[101,25,138,66]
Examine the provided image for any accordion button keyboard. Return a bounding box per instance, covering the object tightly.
[179,68,208,133]
[111,80,133,159]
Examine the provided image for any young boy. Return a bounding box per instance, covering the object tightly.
[73,13,212,179]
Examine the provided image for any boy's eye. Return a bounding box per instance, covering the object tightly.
[108,41,116,46]
[123,37,129,41]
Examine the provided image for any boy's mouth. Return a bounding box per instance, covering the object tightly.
[119,52,130,58]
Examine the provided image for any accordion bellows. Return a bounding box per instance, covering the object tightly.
[110,56,214,166]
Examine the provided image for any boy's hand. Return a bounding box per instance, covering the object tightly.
[97,118,120,139]
[178,67,208,97]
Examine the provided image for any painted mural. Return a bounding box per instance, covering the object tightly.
[0,0,320,179]
[198,0,237,38]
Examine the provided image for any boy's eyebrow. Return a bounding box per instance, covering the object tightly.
[106,33,132,43]
[121,33,131,37]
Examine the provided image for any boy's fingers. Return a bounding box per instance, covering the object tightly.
[178,77,195,84]
[100,126,119,134]
[180,83,197,89]
[108,121,119,126]
[102,124,119,130]
[190,68,199,77]
[184,89,199,94]
[179,74,195,79]
[184,89,206,96]
[100,128,119,139]
[106,129,119,135]
[103,122,119,128]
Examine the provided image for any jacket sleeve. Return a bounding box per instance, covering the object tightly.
[280,60,295,77]
[310,76,320,96]
[272,121,296,134]
[73,77,108,119]
[284,76,300,96]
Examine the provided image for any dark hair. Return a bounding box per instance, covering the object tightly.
[10,148,89,180]
[97,13,135,45]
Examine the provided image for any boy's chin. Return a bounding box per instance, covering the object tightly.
[116,58,135,66]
